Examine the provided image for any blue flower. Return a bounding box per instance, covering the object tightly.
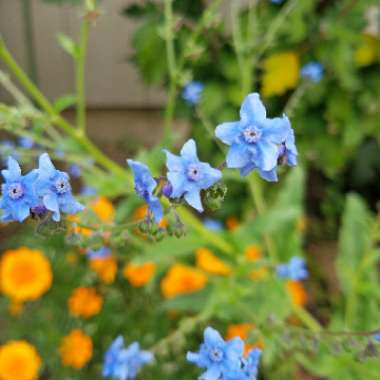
[127,159,163,223]
[164,139,222,212]
[215,93,293,181]
[0,156,38,222]
[243,348,262,380]
[187,327,245,380]
[68,164,81,178]
[374,333,380,343]
[182,81,204,105]
[271,0,285,4]
[277,256,308,281]
[80,185,97,196]
[35,153,84,222]
[103,336,154,380]
[18,137,34,149]
[203,218,223,232]
[301,62,324,82]
[87,246,111,260]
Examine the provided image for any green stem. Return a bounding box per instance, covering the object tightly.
[163,80,176,145]
[21,0,38,85]
[292,305,323,333]
[76,19,90,134]
[0,70,30,105]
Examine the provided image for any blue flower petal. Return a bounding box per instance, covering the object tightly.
[240,93,267,125]
[226,144,251,168]
[180,139,198,162]
[257,140,278,171]
[184,189,203,212]
[261,116,291,144]
[215,122,241,145]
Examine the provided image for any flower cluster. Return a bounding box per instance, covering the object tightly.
[103,336,153,380]
[128,93,297,223]
[276,256,308,281]
[0,153,84,222]
[187,327,262,380]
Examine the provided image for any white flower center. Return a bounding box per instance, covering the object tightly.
[243,127,261,143]
[54,176,70,194]
[209,347,224,362]
[8,182,24,200]
[187,164,201,181]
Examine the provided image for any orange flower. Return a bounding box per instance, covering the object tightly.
[91,196,115,223]
[123,262,156,287]
[132,205,168,228]
[195,248,231,275]
[161,264,207,299]
[244,245,262,261]
[68,287,102,318]
[59,329,93,369]
[286,280,307,306]
[249,267,269,281]
[8,301,23,316]
[89,256,118,284]
[225,216,239,231]
[226,323,264,354]
[67,215,93,237]
[0,247,52,302]
[0,340,41,380]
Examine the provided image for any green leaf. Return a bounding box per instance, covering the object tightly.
[57,33,78,58]
[53,95,77,113]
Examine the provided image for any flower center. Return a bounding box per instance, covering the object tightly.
[54,176,70,194]
[243,127,261,143]
[8,183,24,200]
[187,164,201,181]
[209,347,224,363]
[135,184,149,200]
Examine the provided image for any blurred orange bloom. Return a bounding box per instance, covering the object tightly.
[0,247,52,302]
[59,329,93,369]
[89,256,118,284]
[68,287,103,318]
[296,216,307,233]
[226,323,264,354]
[161,264,207,299]
[244,245,262,261]
[195,248,231,275]
[67,214,93,237]
[123,262,156,287]
[91,196,115,223]
[8,301,23,317]
[249,267,269,281]
[286,280,308,306]
[132,204,168,228]
[0,340,41,380]
[225,216,239,231]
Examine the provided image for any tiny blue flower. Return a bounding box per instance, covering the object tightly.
[0,156,38,222]
[80,185,97,196]
[215,93,294,181]
[18,137,34,149]
[87,246,111,260]
[127,159,163,223]
[68,164,81,178]
[164,139,222,212]
[203,218,223,232]
[277,256,308,281]
[301,61,324,82]
[35,153,84,222]
[182,81,204,106]
[0,140,19,162]
[187,327,245,380]
[243,348,262,380]
[374,333,380,343]
[271,0,285,4]
[103,336,154,380]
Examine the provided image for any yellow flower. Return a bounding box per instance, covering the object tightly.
[91,196,115,223]
[68,287,103,318]
[195,248,231,275]
[0,247,52,302]
[244,245,262,261]
[59,329,93,369]
[225,323,264,354]
[262,51,300,97]
[89,256,118,284]
[123,262,156,287]
[286,280,307,306]
[354,33,380,67]
[225,216,239,231]
[0,340,41,380]
[161,264,207,299]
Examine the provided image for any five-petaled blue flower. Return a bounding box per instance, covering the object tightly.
[187,326,245,380]
[164,139,222,212]
[182,81,204,106]
[87,246,111,260]
[301,61,324,82]
[243,348,262,380]
[215,93,294,181]
[35,153,84,222]
[0,156,38,222]
[127,159,163,223]
[277,256,308,281]
[103,336,154,380]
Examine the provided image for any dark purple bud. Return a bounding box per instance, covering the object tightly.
[162,183,173,198]
[31,204,48,216]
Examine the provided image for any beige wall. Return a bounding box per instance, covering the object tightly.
[0,0,166,107]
